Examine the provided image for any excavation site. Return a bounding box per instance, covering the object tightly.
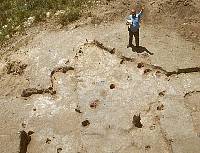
[0,0,200,153]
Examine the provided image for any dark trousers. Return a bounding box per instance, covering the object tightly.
[128,28,139,47]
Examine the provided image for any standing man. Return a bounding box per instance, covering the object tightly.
[126,7,144,48]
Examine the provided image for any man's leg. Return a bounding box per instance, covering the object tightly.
[133,29,139,47]
[128,28,133,48]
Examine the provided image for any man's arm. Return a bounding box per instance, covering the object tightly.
[138,7,144,17]
[141,7,145,13]
[126,15,132,25]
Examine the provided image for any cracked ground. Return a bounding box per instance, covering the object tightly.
[1,6,200,153]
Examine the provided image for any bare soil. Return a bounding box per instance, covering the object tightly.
[0,0,200,153]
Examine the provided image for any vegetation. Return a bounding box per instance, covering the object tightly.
[0,0,94,43]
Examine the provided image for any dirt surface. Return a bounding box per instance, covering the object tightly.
[145,0,200,44]
[0,0,200,153]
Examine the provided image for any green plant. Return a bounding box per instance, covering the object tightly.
[59,8,81,25]
[0,0,95,44]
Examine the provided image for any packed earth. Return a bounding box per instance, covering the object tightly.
[0,0,200,153]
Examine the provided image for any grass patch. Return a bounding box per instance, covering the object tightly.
[0,0,95,44]
[58,8,81,26]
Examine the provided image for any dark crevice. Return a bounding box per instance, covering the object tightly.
[166,67,200,76]
[120,56,136,64]
[21,66,74,97]
[184,90,200,98]
[89,40,116,54]
[19,131,33,153]
[120,58,200,78]
[21,87,56,97]
[21,41,200,98]
[86,40,200,77]
[148,65,200,77]
[148,65,168,74]
[50,66,74,88]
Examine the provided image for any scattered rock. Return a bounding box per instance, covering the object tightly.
[5,61,27,75]
[46,138,51,144]
[44,87,57,95]
[82,120,90,127]
[46,12,51,18]
[75,108,82,113]
[2,24,8,29]
[19,131,31,153]
[57,148,63,153]
[5,34,10,39]
[79,50,83,53]
[55,10,66,16]
[120,59,124,64]
[132,114,143,128]
[150,124,156,130]
[145,145,151,150]
[150,1,156,5]
[21,88,43,97]
[109,48,116,54]
[137,63,144,68]
[122,2,127,5]
[157,104,164,110]
[90,100,100,109]
[144,69,152,74]
[154,115,161,122]
[110,84,115,89]
[21,87,56,97]
[159,91,166,97]
[169,138,174,143]
[155,71,162,77]
[24,16,35,27]
[121,56,135,63]
[22,123,26,128]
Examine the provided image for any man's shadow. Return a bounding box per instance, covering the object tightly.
[131,46,154,55]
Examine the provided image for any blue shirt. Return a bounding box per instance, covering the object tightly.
[127,12,143,32]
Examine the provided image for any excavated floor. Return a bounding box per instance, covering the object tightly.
[0,22,200,153]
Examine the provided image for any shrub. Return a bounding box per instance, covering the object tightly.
[0,0,95,44]
[58,8,81,25]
